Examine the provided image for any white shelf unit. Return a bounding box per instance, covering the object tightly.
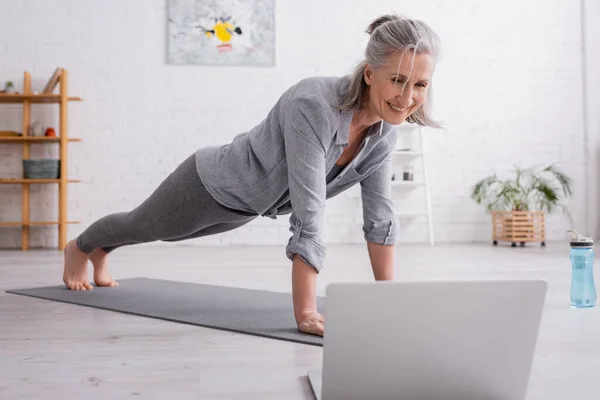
[392,124,434,245]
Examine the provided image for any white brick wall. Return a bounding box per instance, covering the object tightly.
[584,0,600,239]
[0,0,592,249]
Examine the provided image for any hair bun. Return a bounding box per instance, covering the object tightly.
[366,14,400,35]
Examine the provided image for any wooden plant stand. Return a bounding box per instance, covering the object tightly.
[492,211,546,247]
[0,68,82,250]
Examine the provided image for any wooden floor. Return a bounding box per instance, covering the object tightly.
[1,242,599,399]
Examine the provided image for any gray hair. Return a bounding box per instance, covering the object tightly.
[336,14,441,128]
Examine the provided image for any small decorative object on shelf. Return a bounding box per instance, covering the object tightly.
[471,164,573,247]
[402,165,414,181]
[29,122,44,136]
[45,127,56,137]
[23,159,60,179]
[2,81,15,94]
[43,68,62,94]
[0,130,21,137]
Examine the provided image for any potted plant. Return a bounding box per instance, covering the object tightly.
[4,81,15,93]
[470,164,573,247]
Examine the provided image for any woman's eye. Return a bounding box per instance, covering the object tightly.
[392,78,427,88]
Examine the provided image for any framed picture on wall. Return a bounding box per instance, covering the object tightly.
[167,0,276,67]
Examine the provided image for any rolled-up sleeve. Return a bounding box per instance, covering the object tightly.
[360,154,398,245]
[283,99,329,272]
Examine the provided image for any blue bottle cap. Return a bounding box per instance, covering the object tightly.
[568,230,594,248]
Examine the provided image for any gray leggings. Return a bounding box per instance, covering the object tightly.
[75,154,258,254]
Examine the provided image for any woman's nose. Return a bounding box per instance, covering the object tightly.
[395,92,414,108]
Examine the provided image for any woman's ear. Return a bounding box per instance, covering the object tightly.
[364,64,373,85]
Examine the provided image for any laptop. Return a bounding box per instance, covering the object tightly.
[307,279,547,400]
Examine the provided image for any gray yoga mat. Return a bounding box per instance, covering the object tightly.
[6,277,325,346]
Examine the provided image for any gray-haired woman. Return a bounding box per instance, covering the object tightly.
[63,14,441,337]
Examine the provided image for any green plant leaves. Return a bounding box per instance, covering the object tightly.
[470,164,573,215]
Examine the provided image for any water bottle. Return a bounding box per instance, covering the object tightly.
[568,230,596,308]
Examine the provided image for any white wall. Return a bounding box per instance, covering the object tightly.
[0,0,588,249]
[584,0,600,239]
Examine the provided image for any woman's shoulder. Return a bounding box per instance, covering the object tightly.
[278,77,343,132]
[283,76,347,108]
[292,75,346,92]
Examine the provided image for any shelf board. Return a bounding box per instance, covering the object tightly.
[0,179,81,184]
[0,136,81,143]
[391,180,426,187]
[392,150,424,156]
[0,221,81,227]
[0,94,82,104]
[394,212,429,218]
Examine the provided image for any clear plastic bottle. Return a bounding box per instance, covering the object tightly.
[568,230,596,308]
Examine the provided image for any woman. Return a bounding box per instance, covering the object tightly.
[63,14,440,337]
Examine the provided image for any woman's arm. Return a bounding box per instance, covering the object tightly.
[360,147,398,277]
[292,254,324,336]
[281,98,331,337]
[367,241,395,280]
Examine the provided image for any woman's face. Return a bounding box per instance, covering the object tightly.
[364,50,435,125]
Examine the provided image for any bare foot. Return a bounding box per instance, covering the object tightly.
[63,240,93,290]
[297,310,325,337]
[89,248,118,287]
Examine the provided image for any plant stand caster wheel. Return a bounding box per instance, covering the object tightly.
[511,242,517,247]
[520,242,525,247]
[493,240,498,246]
[541,241,546,247]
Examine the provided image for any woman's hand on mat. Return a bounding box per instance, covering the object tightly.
[297,310,325,336]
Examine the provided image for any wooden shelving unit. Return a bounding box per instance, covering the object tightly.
[0,68,82,250]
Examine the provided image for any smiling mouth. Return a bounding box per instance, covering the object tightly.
[387,102,409,113]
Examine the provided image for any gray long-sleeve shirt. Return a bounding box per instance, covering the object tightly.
[195,76,399,272]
